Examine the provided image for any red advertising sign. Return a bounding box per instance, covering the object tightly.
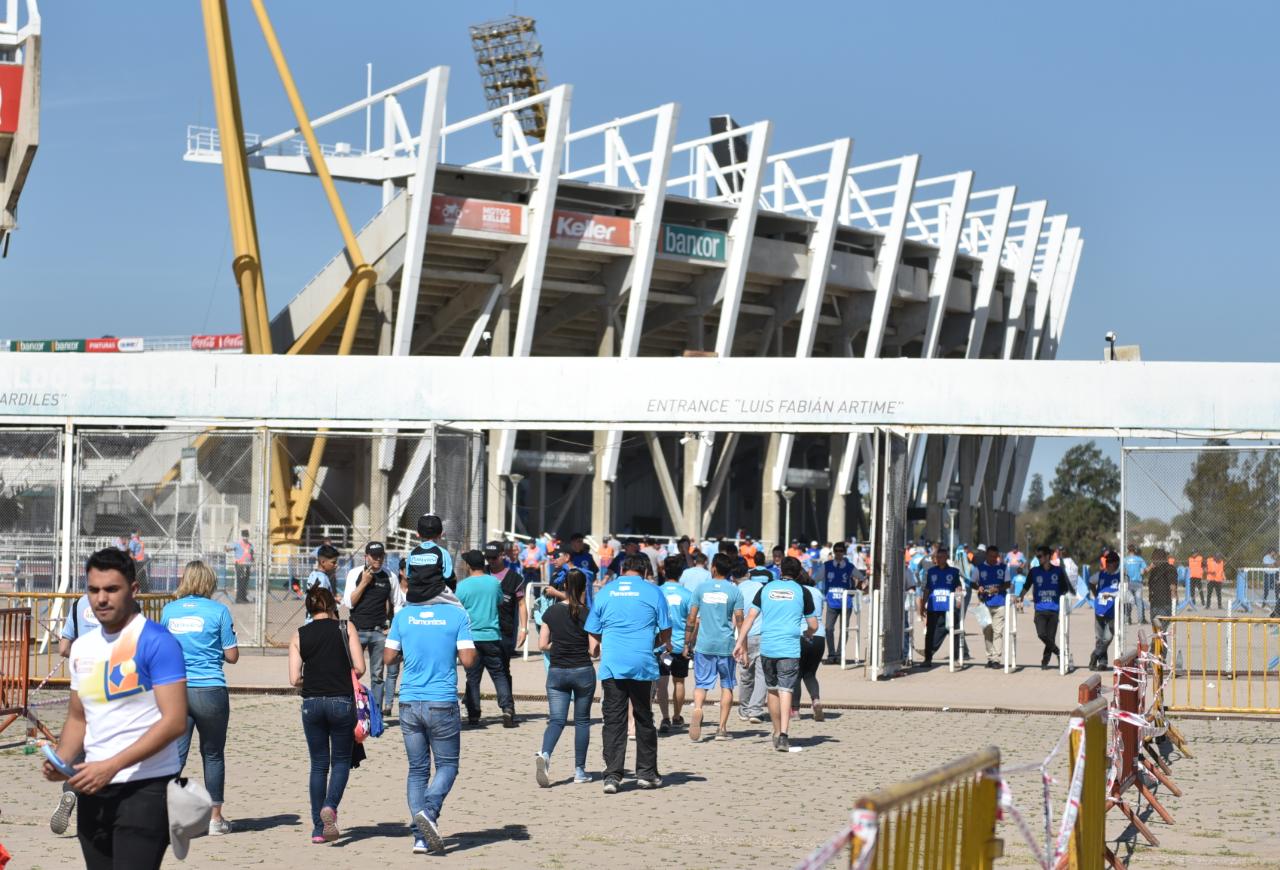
[190,334,244,351]
[0,65,22,134]
[86,338,120,353]
[550,209,632,248]
[428,195,524,235]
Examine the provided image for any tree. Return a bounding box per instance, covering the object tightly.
[1170,443,1279,568]
[1026,473,1046,511]
[1039,441,1119,557]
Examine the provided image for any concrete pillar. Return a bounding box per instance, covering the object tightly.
[925,436,944,542]
[533,431,547,535]
[682,438,702,539]
[591,430,613,543]
[353,441,371,535]
[485,297,512,539]
[827,434,847,543]
[370,281,393,538]
[761,434,781,547]
[957,437,976,547]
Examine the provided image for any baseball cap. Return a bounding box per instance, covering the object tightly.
[167,776,213,860]
[365,542,386,557]
[483,541,503,559]
[417,514,444,537]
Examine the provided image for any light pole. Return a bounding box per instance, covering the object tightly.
[782,489,796,551]
[1105,330,1117,361]
[947,505,959,556]
[508,473,524,538]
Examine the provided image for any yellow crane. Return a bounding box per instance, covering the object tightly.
[198,0,377,543]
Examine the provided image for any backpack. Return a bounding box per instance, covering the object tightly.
[337,621,382,741]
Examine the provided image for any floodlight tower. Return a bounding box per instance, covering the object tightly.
[469,15,548,140]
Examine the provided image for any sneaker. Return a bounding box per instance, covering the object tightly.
[311,835,327,844]
[714,731,731,741]
[671,715,685,727]
[535,752,551,788]
[209,817,233,836]
[748,715,763,724]
[574,767,593,784]
[412,838,429,855]
[985,661,1000,669]
[636,776,663,789]
[50,791,76,835]
[737,711,751,722]
[689,716,702,742]
[319,807,340,842]
[659,719,670,734]
[776,733,791,752]
[466,714,481,728]
[381,708,393,719]
[603,777,620,794]
[503,709,517,729]
[413,810,444,854]
[812,703,825,723]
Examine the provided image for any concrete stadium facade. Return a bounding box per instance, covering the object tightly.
[185,66,1083,549]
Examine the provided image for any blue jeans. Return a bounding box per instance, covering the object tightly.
[356,629,398,711]
[300,696,355,837]
[400,701,461,825]
[542,665,595,769]
[463,640,514,716]
[176,686,230,805]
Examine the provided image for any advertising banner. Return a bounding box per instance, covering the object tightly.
[86,338,120,353]
[16,340,49,352]
[428,195,524,235]
[550,209,632,248]
[0,65,22,134]
[116,337,145,353]
[658,224,727,263]
[52,340,85,353]
[190,333,244,351]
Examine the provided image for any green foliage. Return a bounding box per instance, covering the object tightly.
[1036,441,1119,556]
[1026,473,1045,511]
[1170,447,1279,568]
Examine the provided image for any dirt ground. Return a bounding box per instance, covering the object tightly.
[2,690,1278,869]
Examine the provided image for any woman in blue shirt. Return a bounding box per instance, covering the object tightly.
[161,560,239,834]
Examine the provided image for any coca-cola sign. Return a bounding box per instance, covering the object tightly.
[550,210,632,248]
[190,334,244,351]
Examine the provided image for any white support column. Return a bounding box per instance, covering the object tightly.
[770,138,854,491]
[1027,216,1070,360]
[495,85,573,475]
[1000,201,1048,359]
[835,155,920,494]
[389,66,449,357]
[599,103,680,482]
[691,121,773,484]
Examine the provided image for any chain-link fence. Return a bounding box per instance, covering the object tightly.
[0,428,64,593]
[1123,445,1280,620]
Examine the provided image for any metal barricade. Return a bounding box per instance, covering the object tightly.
[0,591,172,686]
[0,607,33,738]
[1155,614,1280,714]
[1003,599,1017,673]
[1110,648,1174,848]
[1057,594,1073,675]
[836,589,862,669]
[795,748,1002,870]
[948,591,965,672]
[1063,694,1110,870]
[522,582,543,661]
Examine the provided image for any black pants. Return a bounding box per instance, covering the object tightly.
[77,775,171,870]
[1205,582,1223,608]
[464,640,514,716]
[791,635,825,706]
[601,678,657,782]
[923,610,955,663]
[1190,579,1203,605]
[234,563,252,602]
[1033,611,1060,664]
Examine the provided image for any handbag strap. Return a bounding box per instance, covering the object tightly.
[336,619,357,673]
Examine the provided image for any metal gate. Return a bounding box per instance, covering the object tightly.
[0,427,64,593]
[868,428,908,679]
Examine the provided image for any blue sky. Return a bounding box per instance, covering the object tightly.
[5,1,1278,491]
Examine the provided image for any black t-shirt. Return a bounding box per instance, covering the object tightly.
[542,601,593,670]
[495,567,526,641]
[298,620,354,699]
[348,568,393,631]
[1147,563,1178,609]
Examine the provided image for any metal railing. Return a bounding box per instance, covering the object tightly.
[1155,614,1280,714]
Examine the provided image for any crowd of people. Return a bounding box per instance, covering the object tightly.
[38,511,1278,867]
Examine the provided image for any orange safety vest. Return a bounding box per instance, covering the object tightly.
[131,537,146,562]
[234,539,253,564]
[598,545,615,567]
[739,543,758,568]
[1206,559,1225,582]
[1187,556,1203,579]
[787,545,803,560]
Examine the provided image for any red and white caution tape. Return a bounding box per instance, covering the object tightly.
[793,808,878,870]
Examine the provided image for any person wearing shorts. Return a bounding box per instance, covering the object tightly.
[684,553,743,742]
[734,556,816,752]
[657,555,694,733]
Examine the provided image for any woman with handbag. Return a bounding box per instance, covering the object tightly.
[288,587,364,844]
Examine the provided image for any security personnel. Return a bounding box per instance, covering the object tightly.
[1186,550,1204,609]
[1205,553,1226,609]
[1019,546,1072,668]
[1088,551,1122,670]
[919,546,962,667]
[232,529,254,604]
[974,546,1010,669]
[405,514,455,601]
[817,542,858,664]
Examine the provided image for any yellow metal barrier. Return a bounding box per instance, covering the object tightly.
[849,747,1003,869]
[0,592,174,686]
[1155,615,1280,714]
[1064,696,1109,870]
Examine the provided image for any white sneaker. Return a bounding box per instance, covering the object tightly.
[535,752,551,788]
[413,810,444,854]
[412,838,429,854]
[50,791,76,835]
[209,817,233,836]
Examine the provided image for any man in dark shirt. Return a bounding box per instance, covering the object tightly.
[486,540,528,685]
[1145,548,1179,623]
[919,547,962,667]
[1018,546,1072,668]
[342,542,397,715]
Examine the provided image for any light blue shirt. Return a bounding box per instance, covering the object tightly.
[1123,555,1147,585]
[160,596,237,688]
[585,576,672,681]
[386,601,474,702]
[60,593,100,640]
[737,579,765,637]
[305,569,333,592]
[660,581,694,651]
[455,574,503,642]
[691,578,743,656]
[749,578,815,659]
[804,587,826,638]
[678,566,712,595]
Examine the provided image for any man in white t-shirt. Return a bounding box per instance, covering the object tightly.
[44,548,189,869]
